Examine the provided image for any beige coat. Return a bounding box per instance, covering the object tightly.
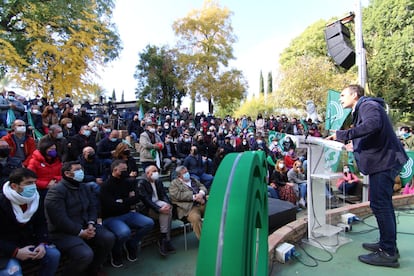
[169,177,207,219]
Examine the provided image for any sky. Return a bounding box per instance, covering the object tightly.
[99,0,368,110]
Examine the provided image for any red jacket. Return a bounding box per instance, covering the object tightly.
[27,150,62,190]
[1,132,36,167]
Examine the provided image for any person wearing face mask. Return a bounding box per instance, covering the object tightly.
[23,105,44,136]
[41,105,58,134]
[45,161,115,275]
[100,160,154,268]
[66,125,96,162]
[4,91,25,121]
[169,165,207,240]
[287,161,308,208]
[112,142,138,178]
[127,115,143,142]
[269,159,297,204]
[1,120,36,167]
[336,165,361,195]
[60,118,75,138]
[108,109,120,130]
[183,146,214,190]
[176,132,192,161]
[0,140,22,186]
[97,130,121,174]
[27,140,62,219]
[137,165,175,256]
[39,124,68,162]
[139,119,164,172]
[0,168,61,276]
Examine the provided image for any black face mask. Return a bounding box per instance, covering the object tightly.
[123,150,130,156]
[88,153,95,160]
[0,148,10,158]
[120,171,129,178]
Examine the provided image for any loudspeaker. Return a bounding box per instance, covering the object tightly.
[324,21,355,70]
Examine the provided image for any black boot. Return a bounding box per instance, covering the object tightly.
[165,239,176,254]
[158,238,168,256]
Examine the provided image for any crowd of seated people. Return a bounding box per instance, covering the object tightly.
[0,90,339,275]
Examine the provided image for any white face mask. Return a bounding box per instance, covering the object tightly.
[15,126,26,133]
[278,164,285,169]
[151,171,159,181]
[56,132,63,139]
[66,123,72,129]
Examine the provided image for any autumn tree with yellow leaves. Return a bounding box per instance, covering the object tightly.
[0,0,121,101]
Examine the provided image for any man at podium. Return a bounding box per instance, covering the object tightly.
[327,84,408,268]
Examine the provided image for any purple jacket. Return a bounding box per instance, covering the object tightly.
[336,97,408,175]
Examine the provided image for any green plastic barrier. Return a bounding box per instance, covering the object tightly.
[196,151,268,276]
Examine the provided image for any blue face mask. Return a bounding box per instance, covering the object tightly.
[83,130,91,137]
[73,169,84,182]
[110,138,117,142]
[183,172,190,181]
[20,184,37,198]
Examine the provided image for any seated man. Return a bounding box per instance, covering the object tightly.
[100,160,154,268]
[45,161,115,276]
[0,168,60,276]
[183,146,214,189]
[169,165,207,240]
[0,140,22,186]
[137,165,176,256]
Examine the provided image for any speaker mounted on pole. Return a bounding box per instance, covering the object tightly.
[324,21,355,70]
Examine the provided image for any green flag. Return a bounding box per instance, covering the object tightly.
[267,131,285,146]
[325,89,351,131]
[138,104,144,120]
[400,151,414,186]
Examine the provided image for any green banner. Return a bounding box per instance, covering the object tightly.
[267,130,285,146]
[400,151,414,186]
[325,89,351,131]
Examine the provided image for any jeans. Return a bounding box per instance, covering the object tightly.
[369,167,400,255]
[0,259,21,276]
[36,246,61,276]
[293,182,307,200]
[191,173,214,189]
[103,212,154,257]
[267,187,279,199]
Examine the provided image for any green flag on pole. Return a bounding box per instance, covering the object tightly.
[138,104,144,120]
[400,151,414,186]
[325,89,351,131]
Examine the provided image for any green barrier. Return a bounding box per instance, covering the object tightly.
[196,151,268,276]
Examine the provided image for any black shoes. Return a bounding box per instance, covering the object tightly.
[110,253,123,268]
[124,244,138,262]
[158,238,176,256]
[358,249,399,268]
[362,242,400,258]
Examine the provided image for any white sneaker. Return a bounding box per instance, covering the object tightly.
[298,198,306,208]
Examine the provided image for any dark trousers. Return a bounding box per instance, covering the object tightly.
[53,225,115,275]
[369,167,400,255]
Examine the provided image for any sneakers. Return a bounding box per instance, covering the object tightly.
[124,244,138,262]
[358,249,400,268]
[165,240,176,254]
[110,253,123,268]
[362,242,400,258]
[298,198,306,209]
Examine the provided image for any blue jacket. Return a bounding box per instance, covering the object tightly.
[336,97,408,175]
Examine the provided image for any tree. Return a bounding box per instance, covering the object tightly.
[363,0,414,114]
[134,45,185,109]
[276,55,354,111]
[112,89,116,102]
[267,71,273,94]
[173,0,246,113]
[0,0,121,100]
[259,70,264,94]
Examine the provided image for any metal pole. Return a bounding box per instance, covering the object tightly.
[355,0,367,88]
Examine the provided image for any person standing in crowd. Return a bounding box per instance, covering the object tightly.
[45,161,115,276]
[139,119,163,171]
[0,168,61,276]
[127,114,143,142]
[327,84,408,268]
[138,165,176,256]
[1,120,36,167]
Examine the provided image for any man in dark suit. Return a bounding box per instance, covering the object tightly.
[328,84,408,268]
[45,161,115,275]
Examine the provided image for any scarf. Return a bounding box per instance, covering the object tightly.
[2,181,40,223]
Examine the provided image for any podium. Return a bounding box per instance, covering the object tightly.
[292,135,352,252]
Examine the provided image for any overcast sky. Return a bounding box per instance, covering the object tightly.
[98,0,368,111]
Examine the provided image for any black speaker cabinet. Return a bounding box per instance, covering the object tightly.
[324,21,355,70]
